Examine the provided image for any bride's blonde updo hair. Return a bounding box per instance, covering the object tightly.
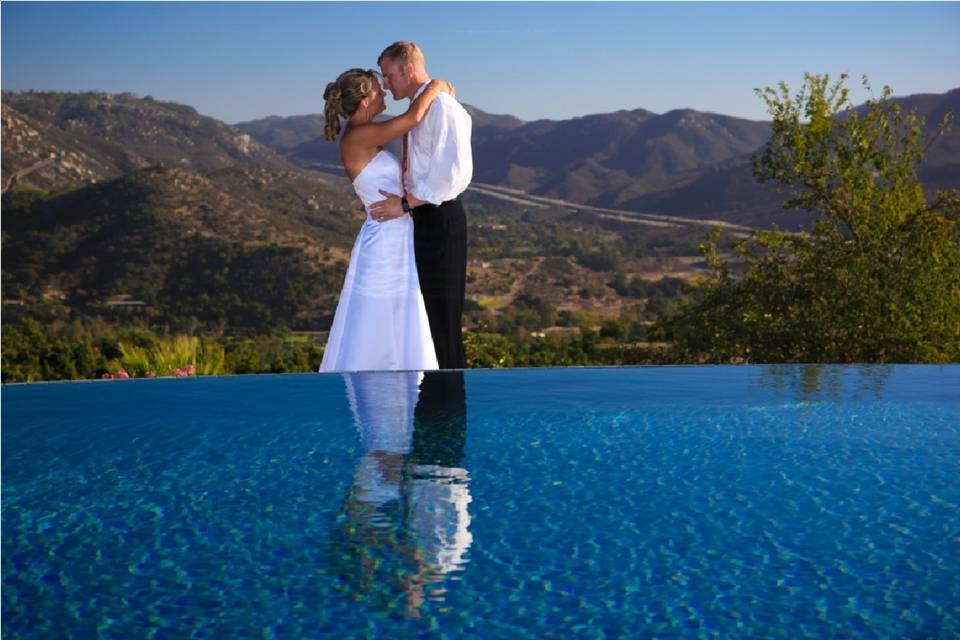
[323,68,378,141]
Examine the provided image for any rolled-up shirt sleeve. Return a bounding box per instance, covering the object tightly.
[407,92,473,206]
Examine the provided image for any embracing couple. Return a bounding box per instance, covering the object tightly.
[318,41,472,373]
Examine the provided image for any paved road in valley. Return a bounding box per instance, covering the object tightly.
[468,182,754,235]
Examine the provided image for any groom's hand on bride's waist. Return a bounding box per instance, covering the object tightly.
[370,190,406,223]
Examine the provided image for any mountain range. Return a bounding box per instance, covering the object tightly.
[2,88,957,334]
[236,88,960,228]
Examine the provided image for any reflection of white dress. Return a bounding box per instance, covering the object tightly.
[319,150,438,372]
[343,371,472,572]
[345,372,421,512]
[408,465,473,574]
[345,371,421,455]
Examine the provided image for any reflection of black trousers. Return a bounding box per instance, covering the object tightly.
[411,371,467,468]
[412,197,467,369]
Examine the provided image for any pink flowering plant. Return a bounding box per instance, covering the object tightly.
[102,336,224,380]
[170,363,197,378]
[102,362,197,379]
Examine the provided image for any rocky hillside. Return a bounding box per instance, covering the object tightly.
[1,92,375,331]
[3,102,129,190]
[2,163,364,330]
[2,91,286,192]
[232,114,328,153]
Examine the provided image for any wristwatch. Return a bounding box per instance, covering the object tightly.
[401,195,412,213]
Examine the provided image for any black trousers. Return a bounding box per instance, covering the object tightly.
[411,196,467,369]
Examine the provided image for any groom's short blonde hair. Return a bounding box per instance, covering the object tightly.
[377,41,425,67]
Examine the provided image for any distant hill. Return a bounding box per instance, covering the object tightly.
[1,91,373,331]
[616,158,804,229]
[462,104,525,137]
[243,90,959,228]
[231,114,328,153]
[473,109,773,212]
[892,88,960,192]
[235,103,522,142]
[3,102,131,191]
[2,91,286,192]
[234,103,524,172]
[237,113,396,171]
[858,88,960,166]
[239,104,787,226]
[2,164,364,330]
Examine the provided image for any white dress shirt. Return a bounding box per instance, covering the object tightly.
[406,80,473,206]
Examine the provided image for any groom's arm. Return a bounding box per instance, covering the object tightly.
[406,94,473,206]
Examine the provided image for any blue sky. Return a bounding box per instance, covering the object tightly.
[3,2,959,124]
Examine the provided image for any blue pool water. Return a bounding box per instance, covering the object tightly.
[3,365,959,638]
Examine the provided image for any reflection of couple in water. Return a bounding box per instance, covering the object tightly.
[328,371,471,619]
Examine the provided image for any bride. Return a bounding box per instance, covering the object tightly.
[318,68,450,372]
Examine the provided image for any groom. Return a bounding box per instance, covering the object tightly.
[375,41,473,369]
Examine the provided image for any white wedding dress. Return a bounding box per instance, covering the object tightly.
[319,150,438,372]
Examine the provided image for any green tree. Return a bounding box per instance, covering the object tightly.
[600,318,629,340]
[464,331,516,368]
[664,74,960,363]
[224,340,262,374]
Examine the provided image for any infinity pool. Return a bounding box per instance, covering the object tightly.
[3,366,958,638]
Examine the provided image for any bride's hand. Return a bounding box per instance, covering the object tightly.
[370,189,407,223]
[429,79,455,98]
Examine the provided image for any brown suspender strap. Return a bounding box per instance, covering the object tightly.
[401,132,410,195]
